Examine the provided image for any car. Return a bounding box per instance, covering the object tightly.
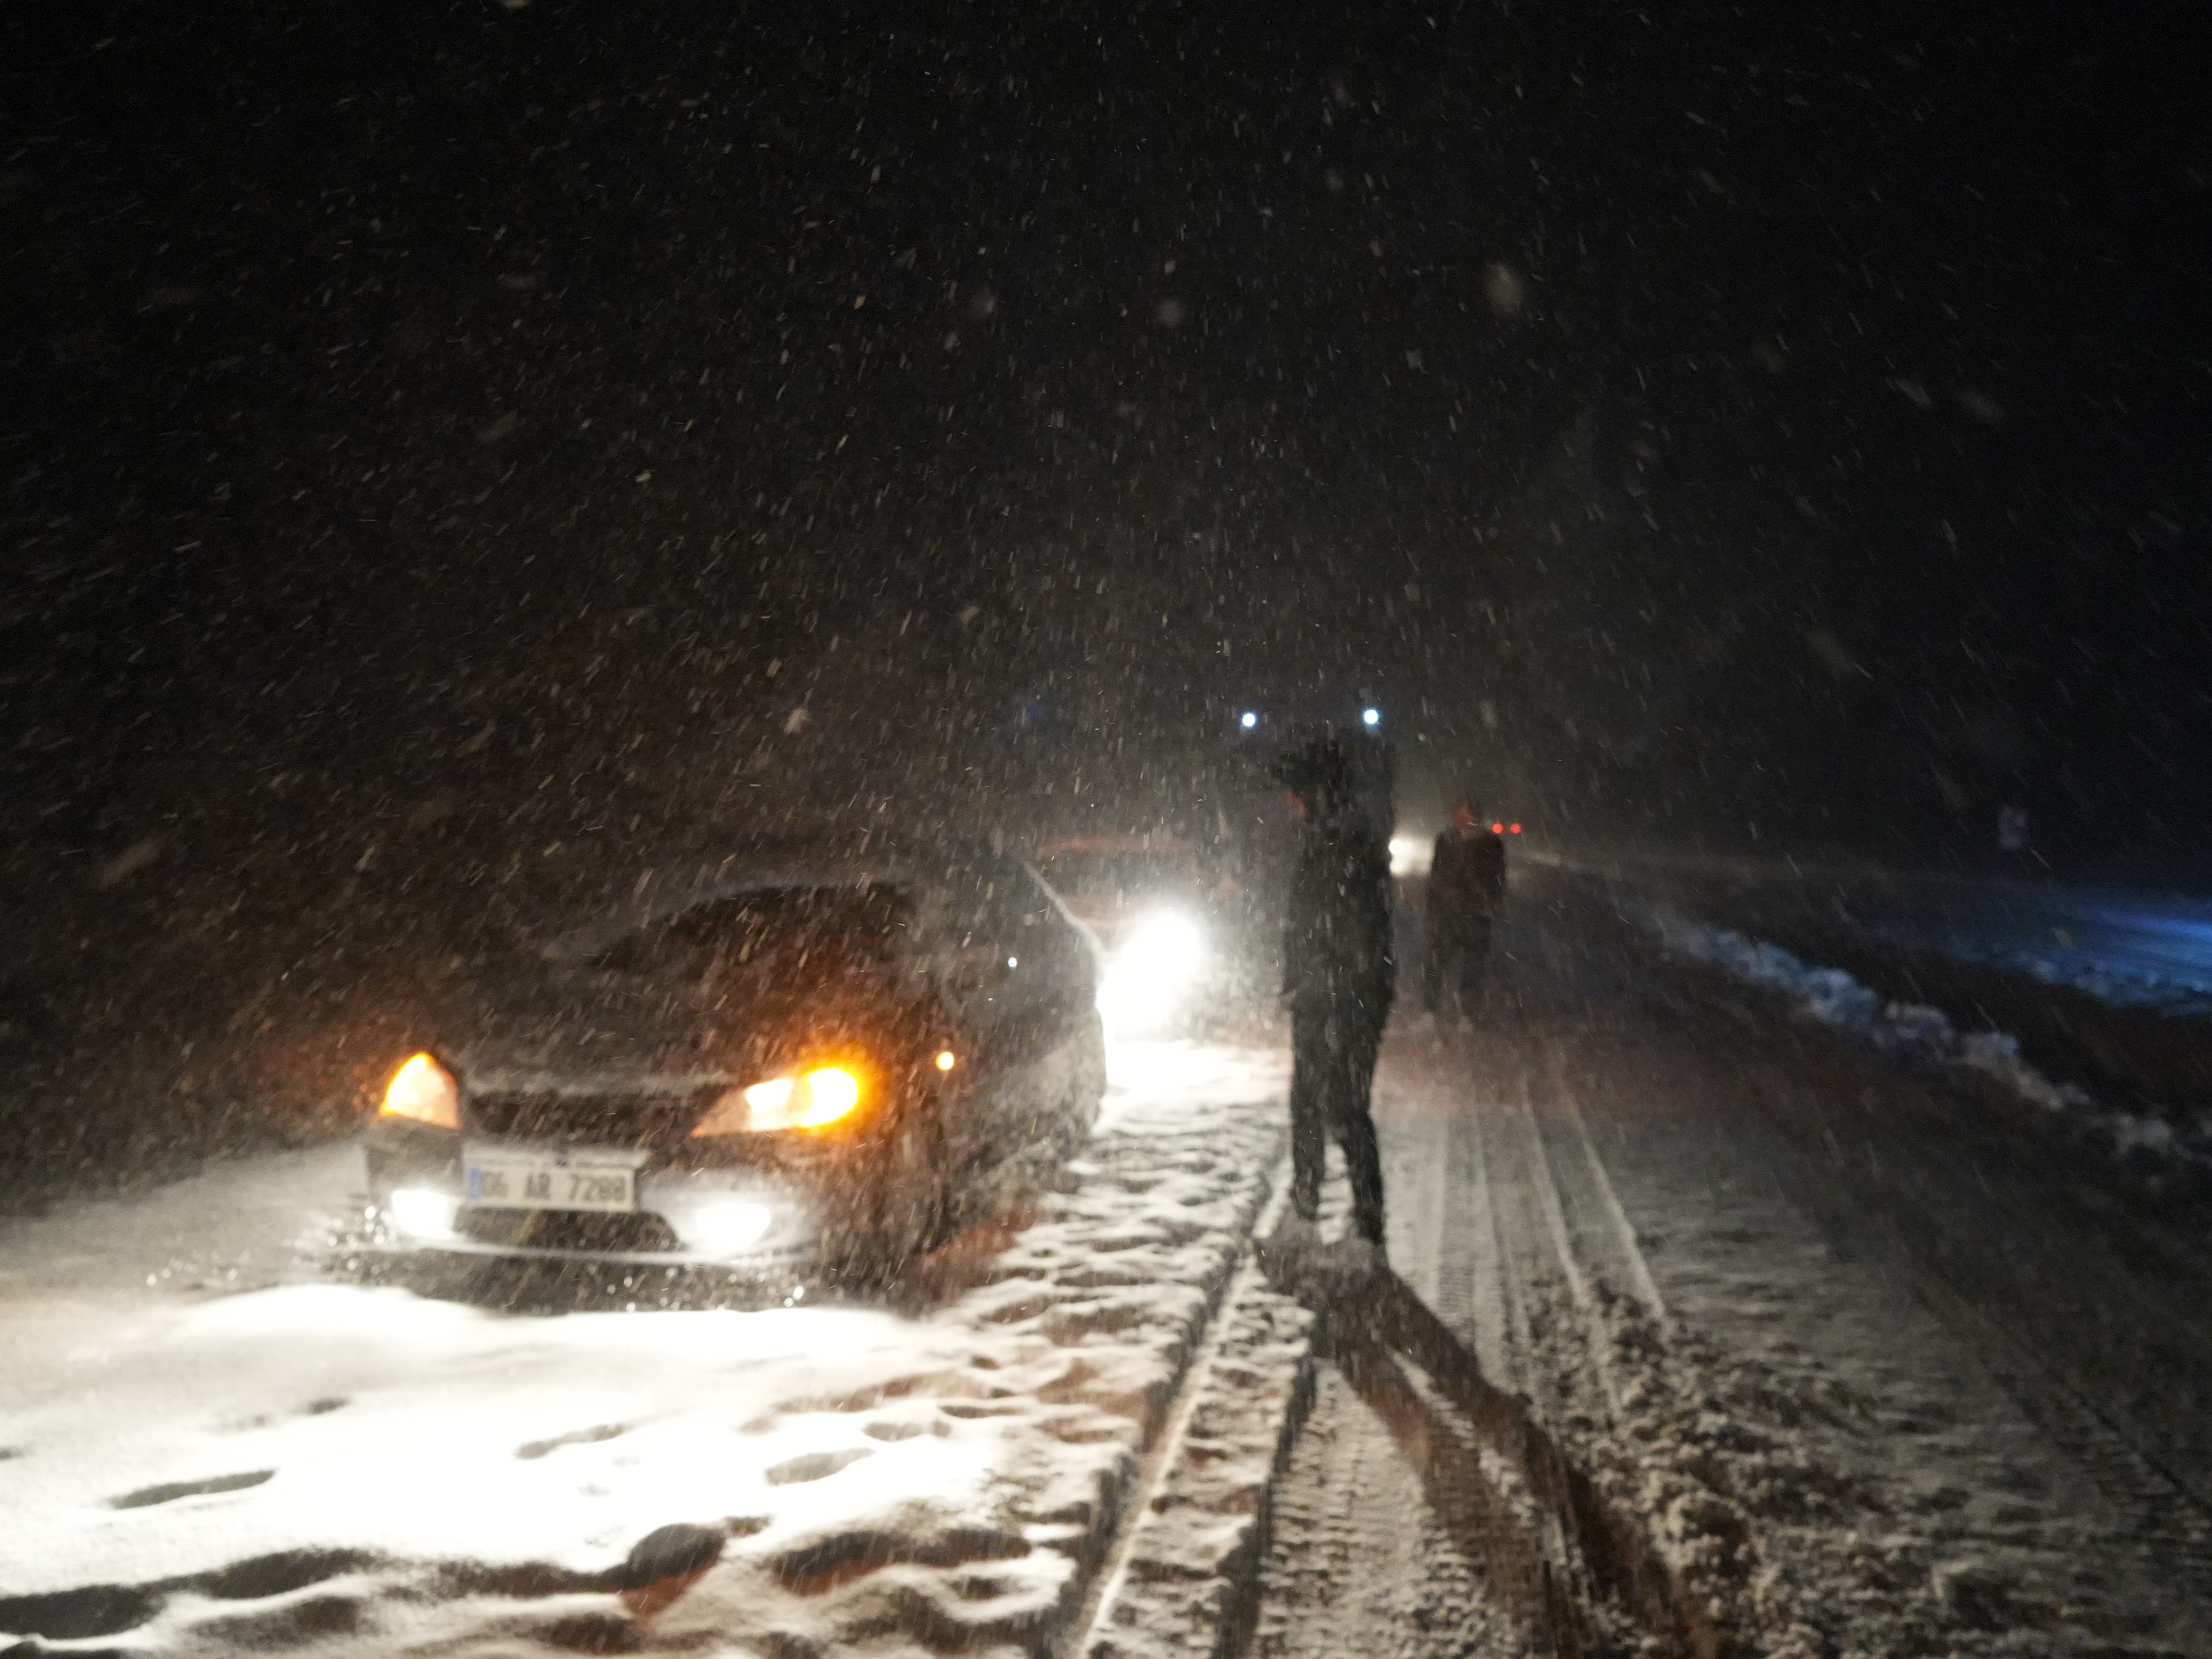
[361,831,1105,1280]
[1033,835,1208,950]
[1033,834,1228,1033]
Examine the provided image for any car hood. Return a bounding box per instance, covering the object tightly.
[429,966,906,1094]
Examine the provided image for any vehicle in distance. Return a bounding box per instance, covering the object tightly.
[1389,818,1525,877]
[1034,833,1224,1033]
[363,832,1105,1278]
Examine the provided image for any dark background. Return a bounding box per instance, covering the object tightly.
[3,0,2206,1189]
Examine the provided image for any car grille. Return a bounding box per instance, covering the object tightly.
[458,1207,684,1254]
[465,1090,715,1148]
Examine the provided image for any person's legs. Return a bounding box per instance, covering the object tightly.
[1424,929,1460,1022]
[1330,1007,1388,1245]
[1458,916,1493,1006]
[1286,1002,1330,1219]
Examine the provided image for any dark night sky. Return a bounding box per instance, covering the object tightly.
[5,0,2209,887]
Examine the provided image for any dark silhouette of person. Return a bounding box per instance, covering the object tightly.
[1272,734,1394,1262]
[1424,798,1507,1020]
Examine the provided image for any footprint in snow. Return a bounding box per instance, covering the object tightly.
[110,1469,274,1509]
[765,1447,873,1485]
[517,1424,630,1460]
[862,1420,940,1442]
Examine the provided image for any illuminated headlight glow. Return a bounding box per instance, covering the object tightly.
[1098,908,1208,1034]
[685,1200,776,1255]
[691,1065,865,1137]
[387,1186,460,1240]
[1388,834,1432,877]
[379,1053,460,1130]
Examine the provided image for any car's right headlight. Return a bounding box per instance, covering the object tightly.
[691,1065,864,1137]
[377,1053,460,1130]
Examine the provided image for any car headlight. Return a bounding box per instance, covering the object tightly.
[387,1186,461,1239]
[691,1065,865,1137]
[686,1200,775,1253]
[378,1053,461,1130]
[1118,909,1207,980]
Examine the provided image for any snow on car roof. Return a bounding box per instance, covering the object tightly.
[542,831,995,963]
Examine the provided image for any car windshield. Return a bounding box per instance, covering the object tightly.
[585,883,912,986]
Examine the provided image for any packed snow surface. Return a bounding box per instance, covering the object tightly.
[1637,902,2212,1168]
[1848,883,2212,1015]
[0,1040,1289,1657]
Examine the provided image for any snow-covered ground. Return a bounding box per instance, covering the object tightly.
[1843,883,2212,1015]
[0,1041,1290,1657]
[1633,902,2212,1170]
[1251,899,2209,1658]
[1537,847,2212,1017]
[14,884,2211,1659]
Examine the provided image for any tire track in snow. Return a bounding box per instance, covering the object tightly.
[1249,1033,1717,1659]
[1250,1100,1525,1659]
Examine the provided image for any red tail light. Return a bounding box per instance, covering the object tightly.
[1509,824,1522,834]
[1491,822,1505,834]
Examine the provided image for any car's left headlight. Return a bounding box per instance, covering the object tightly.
[377,1053,461,1130]
[691,1065,865,1137]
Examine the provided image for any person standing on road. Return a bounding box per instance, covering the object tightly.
[1272,734,1395,1268]
[1424,798,1507,1021]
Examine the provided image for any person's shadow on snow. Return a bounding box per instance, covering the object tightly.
[1257,1240,1726,1659]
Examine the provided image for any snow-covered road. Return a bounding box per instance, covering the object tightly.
[9,873,2211,1658]
[0,1044,1292,1657]
[1251,876,2211,1657]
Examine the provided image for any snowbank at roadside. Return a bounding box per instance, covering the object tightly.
[1853,911,2212,1017]
[0,1043,1289,1658]
[1636,903,2212,1170]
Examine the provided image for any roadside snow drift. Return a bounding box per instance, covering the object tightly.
[0,1042,1289,1658]
[1637,902,2212,1169]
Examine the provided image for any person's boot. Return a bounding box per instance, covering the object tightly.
[1268,1209,1319,1255]
[1337,1231,1388,1278]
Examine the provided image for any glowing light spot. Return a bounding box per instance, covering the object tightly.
[388,1186,459,1239]
[742,1076,797,1117]
[797,1066,861,1126]
[688,1200,774,1255]
[935,1049,958,1071]
[380,1053,460,1129]
[1388,834,1433,876]
[1098,909,1207,1038]
[700,1065,865,1134]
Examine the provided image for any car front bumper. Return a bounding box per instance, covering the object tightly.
[362,1122,840,1266]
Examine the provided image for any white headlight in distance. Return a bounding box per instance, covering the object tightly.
[1388,834,1433,877]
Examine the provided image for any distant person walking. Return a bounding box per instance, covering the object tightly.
[1272,734,1395,1268]
[1424,799,1507,1021]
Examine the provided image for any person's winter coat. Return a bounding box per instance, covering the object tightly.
[1282,804,1395,1014]
[1428,828,1506,924]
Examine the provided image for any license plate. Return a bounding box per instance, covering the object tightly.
[464,1144,648,1212]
